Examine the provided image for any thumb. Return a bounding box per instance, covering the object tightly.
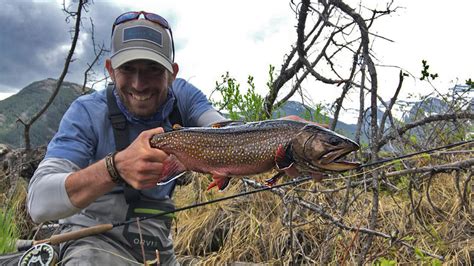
[141,127,165,140]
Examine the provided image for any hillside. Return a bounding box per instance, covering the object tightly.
[275,100,359,138]
[2,79,469,149]
[0,79,85,148]
[0,79,362,148]
[0,81,472,264]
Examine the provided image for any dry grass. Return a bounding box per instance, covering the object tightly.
[0,152,471,265]
[171,158,473,265]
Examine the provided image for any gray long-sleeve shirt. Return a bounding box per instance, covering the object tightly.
[27,79,225,225]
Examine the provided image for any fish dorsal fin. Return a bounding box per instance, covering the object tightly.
[275,144,294,170]
[172,124,184,130]
[209,120,245,128]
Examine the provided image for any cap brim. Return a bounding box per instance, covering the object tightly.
[111,48,173,73]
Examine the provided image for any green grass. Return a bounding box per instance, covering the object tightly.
[0,208,18,254]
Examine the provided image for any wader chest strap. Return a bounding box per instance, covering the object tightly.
[107,84,129,151]
[106,84,138,202]
[106,83,182,203]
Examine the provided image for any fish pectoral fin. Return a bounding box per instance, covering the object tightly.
[275,144,294,170]
[207,173,231,191]
[160,155,186,182]
[265,172,285,186]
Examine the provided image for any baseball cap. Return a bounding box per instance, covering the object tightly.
[110,18,174,72]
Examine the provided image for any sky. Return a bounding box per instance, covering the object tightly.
[0,0,472,122]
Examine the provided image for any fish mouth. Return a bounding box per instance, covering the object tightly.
[317,145,360,171]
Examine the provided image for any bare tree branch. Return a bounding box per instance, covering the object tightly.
[242,178,445,261]
[16,0,86,150]
[378,112,474,150]
[385,158,474,177]
[82,17,108,94]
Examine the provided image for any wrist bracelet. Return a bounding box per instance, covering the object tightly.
[105,151,124,184]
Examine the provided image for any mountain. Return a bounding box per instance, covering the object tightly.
[402,97,449,122]
[275,101,359,138]
[400,96,473,141]
[0,84,361,147]
[0,79,85,148]
[6,79,465,149]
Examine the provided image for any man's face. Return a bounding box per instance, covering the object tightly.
[107,59,175,118]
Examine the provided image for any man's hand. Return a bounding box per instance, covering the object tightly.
[114,127,168,189]
[65,127,168,209]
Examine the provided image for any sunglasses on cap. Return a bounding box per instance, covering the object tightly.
[112,11,175,61]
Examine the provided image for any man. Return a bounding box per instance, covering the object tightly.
[27,11,226,265]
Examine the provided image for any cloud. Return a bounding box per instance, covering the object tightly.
[0,2,67,89]
[0,0,296,97]
[0,1,123,92]
[249,16,289,43]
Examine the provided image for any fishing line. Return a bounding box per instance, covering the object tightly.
[114,174,315,227]
[327,139,474,182]
[156,172,186,186]
[110,139,474,227]
[357,139,473,169]
[22,139,473,250]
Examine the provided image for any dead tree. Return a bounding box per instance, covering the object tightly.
[81,17,109,94]
[259,0,473,264]
[16,0,88,150]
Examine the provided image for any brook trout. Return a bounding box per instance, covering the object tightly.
[150,119,360,190]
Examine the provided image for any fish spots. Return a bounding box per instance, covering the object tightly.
[151,123,302,169]
[149,119,359,177]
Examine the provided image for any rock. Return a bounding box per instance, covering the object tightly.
[0,143,11,156]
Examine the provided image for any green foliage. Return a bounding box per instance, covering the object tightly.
[266,64,275,94]
[395,175,410,190]
[466,78,474,89]
[414,247,443,266]
[0,208,18,254]
[420,60,438,81]
[392,160,404,171]
[373,257,397,266]
[211,71,266,122]
[401,235,415,241]
[210,66,332,126]
[311,103,331,125]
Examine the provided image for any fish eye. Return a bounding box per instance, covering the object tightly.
[328,136,342,146]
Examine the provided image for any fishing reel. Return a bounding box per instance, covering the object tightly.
[18,243,57,266]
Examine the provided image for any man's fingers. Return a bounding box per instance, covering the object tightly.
[146,147,169,163]
[137,161,164,172]
[141,127,165,140]
[135,127,169,161]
